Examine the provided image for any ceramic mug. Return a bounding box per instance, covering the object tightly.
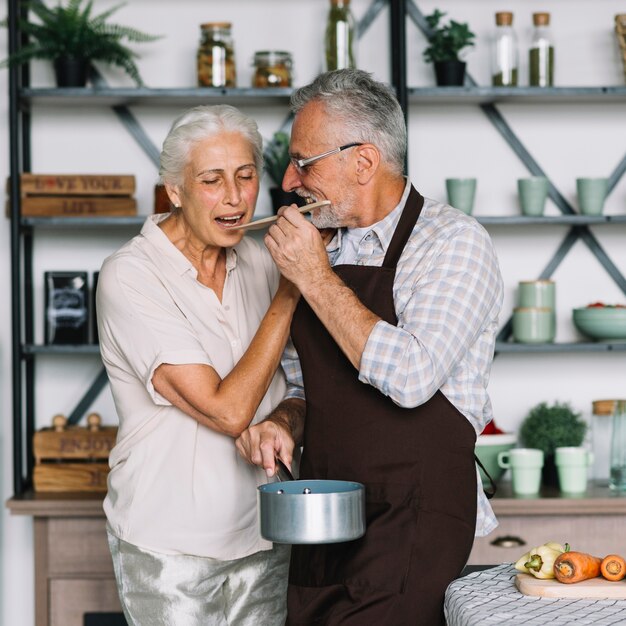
[555,446,594,494]
[576,177,608,216]
[518,176,549,216]
[512,307,555,343]
[446,178,477,215]
[498,448,544,495]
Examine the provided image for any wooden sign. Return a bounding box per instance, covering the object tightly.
[14,196,137,217]
[13,173,136,196]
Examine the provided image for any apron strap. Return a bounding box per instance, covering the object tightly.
[382,186,424,269]
[474,454,497,499]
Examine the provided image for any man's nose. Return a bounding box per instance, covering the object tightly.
[282,162,302,193]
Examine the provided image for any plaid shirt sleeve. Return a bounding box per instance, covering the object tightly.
[280,337,306,401]
[359,221,502,409]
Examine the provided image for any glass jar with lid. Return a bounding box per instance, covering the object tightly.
[609,399,626,491]
[591,399,615,484]
[197,22,236,88]
[252,51,293,88]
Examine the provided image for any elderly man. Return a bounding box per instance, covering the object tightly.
[236,69,503,625]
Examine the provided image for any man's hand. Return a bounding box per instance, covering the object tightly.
[264,205,332,292]
[236,419,296,478]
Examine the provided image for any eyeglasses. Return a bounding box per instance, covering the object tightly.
[290,142,363,175]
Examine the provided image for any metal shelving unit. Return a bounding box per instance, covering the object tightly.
[8,0,626,495]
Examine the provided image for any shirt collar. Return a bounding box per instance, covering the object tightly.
[141,213,238,277]
[326,178,412,255]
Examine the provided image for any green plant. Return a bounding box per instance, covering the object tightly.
[422,9,476,64]
[519,402,587,457]
[264,130,291,188]
[0,0,161,85]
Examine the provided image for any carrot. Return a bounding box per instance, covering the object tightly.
[554,551,602,584]
[601,554,626,581]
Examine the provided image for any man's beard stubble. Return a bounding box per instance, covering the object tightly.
[307,191,355,229]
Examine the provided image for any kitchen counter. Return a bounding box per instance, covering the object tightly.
[6,491,120,626]
[468,481,626,565]
[445,564,626,626]
[489,481,626,514]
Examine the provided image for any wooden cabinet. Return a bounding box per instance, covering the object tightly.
[468,482,626,565]
[7,494,122,626]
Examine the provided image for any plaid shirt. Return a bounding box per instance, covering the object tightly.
[281,181,503,536]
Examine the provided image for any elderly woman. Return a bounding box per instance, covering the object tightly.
[96,105,296,625]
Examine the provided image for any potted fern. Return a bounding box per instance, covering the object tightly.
[422,9,475,86]
[1,0,160,87]
[264,130,305,213]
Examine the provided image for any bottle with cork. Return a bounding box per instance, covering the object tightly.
[529,12,554,87]
[492,11,518,86]
[324,0,356,72]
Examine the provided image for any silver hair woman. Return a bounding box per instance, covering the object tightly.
[97,104,296,625]
[160,104,264,188]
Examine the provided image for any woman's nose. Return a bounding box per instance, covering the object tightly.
[223,178,242,204]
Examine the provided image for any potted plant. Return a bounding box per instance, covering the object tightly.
[264,130,305,212]
[422,9,475,86]
[1,0,161,87]
[519,401,587,488]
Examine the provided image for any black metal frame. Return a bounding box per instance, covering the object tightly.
[8,0,626,495]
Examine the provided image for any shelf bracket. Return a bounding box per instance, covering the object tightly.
[89,67,160,167]
[66,367,110,426]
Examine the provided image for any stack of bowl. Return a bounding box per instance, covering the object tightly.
[512,280,556,343]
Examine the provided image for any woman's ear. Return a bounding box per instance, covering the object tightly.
[165,183,181,209]
[355,144,379,185]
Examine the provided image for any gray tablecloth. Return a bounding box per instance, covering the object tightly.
[445,564,626,625]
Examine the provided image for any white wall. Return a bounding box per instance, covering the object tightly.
[1,1,625,623]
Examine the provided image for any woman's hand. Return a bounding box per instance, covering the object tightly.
[236,419,295,478]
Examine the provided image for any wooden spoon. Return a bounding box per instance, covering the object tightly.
[230,200,331,231]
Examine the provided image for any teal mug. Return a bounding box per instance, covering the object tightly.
[446,178,477,215]
[576,177,608,216]
[498,448,544,495]
[555,446,593,494]
[518,176,549,216]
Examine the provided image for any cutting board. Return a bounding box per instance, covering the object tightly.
[516,573,626,599]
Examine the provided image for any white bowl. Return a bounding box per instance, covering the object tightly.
[475,433,517,486]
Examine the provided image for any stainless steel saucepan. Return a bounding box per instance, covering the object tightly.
[257,476,366,544]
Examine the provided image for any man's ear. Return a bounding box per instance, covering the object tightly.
[355,144,379,184]
[165,183,181,208]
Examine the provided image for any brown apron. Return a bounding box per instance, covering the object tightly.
[286,186,477,625]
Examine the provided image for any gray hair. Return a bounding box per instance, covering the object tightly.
[159,104,263,187]
[290,69,406,175]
